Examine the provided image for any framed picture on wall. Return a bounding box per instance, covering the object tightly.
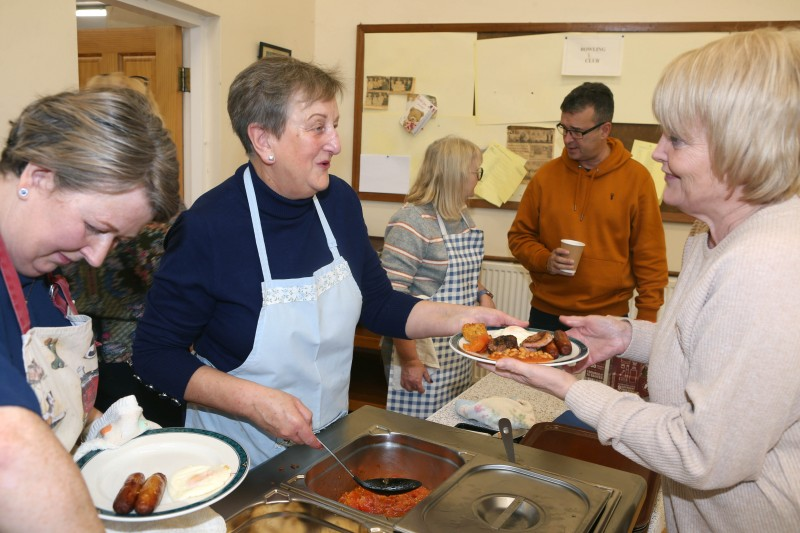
[258,42,292,59]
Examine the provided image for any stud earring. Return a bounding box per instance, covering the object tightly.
[18,188,29,198]
[267,154,275,163]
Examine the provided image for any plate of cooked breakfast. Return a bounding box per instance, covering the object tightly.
[77,427,249,522]
[449,323,589,367]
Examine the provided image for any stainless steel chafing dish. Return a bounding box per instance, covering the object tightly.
[214,406,646,532]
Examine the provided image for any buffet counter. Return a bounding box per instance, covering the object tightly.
[427,372,665,533]
[215,404,647,532]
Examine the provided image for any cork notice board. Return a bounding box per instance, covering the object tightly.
[352,21,797,224]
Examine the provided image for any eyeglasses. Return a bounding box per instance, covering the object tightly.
[556,122,605,139]
[472,167,484,180]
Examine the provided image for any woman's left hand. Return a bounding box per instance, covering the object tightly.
[400,360,432,393]
[481,357,577,400]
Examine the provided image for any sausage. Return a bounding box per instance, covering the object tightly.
[521,330,554,349]
[134,473,167,515]
[553,330,572,355]
[113,472,145,515]
[542,341,559,358]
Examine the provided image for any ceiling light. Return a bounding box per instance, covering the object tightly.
[76,7,107,17]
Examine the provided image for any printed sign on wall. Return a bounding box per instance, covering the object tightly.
[562,35,624,76]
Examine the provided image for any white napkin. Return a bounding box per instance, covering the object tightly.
[455,397,537,430]
[102,507,225,533]
[73,395,161,461]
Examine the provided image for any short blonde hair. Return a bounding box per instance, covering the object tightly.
[405,136,481,220]
[653,27,800,205]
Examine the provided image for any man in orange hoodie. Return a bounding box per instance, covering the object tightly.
[508,82,668,393]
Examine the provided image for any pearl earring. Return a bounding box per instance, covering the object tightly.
[267,154,275,163]
[18,188,29,198]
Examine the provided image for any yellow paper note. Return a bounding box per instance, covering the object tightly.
[631,139,666,202]
[474,143,528,206]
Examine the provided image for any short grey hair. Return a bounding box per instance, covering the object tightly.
[227,55,344,155]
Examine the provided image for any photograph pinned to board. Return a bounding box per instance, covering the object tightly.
[258,41,292,59]
[400,94,437,135]
[367,75,390,91]
[389,76,415,94]
[506,126,556,181]
[365,91,389,110]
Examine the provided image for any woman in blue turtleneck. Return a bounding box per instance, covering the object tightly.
[133,56,523,467]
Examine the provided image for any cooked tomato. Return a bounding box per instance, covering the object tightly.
[338,485,431,518]
[463,333,490,353]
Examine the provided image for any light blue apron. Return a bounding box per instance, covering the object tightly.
[386,211,484,418]
[186,167,362,466]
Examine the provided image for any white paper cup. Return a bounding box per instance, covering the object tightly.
[560,239,585,274]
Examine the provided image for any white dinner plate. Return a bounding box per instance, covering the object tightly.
[449,327,589,367]
[77,427,249,522]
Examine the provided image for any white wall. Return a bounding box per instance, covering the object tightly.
[0,1,79,139]
[177,0,316,182]
[314,0,800,271]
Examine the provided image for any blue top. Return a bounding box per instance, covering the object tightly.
[0,274,68,413]
[133,163,418,399]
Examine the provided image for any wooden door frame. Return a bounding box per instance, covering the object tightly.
[109,0,221,206]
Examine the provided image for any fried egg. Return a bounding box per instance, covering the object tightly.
[492,326,533,344]
[168,464,231,501]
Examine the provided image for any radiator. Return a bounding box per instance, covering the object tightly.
[480,261,531,321]
[629,276,679,321]
[473,261,531,381]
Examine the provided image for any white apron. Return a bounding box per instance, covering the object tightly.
[186,168,362,466]
[0,236,97,450]
[387,211,484,418]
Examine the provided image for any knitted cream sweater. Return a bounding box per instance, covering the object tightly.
[567,196,800,532]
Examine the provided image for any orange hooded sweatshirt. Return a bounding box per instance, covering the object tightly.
[508,137,668,321]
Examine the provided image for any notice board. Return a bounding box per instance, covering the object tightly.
[352,21,797,223]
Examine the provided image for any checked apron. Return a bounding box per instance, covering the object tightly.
[387,211,484,419]
[186,168,362,466]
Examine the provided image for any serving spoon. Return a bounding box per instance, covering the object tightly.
[317,439,422,495]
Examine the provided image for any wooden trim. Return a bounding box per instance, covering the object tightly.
[354,324,381,352]
[351,25,366,195]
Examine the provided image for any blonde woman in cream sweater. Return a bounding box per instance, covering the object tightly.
[488,28,800,532]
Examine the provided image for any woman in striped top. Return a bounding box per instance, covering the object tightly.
[381,135,495,418]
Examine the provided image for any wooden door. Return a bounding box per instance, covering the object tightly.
[78,26,184,196]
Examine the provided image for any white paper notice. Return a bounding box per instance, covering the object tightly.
[359,154,411,194]
[562,35,624,76]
